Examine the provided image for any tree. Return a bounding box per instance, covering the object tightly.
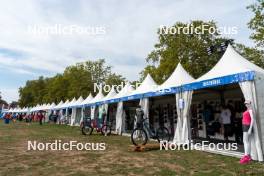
[247,0,264,49]
[9,101,18,108]
[105,73,126,93]
[0,91,8,106]
[84,59,111,85]
[63,63,93,98]
[235,43,264,67]
[142,20,229,83]
[141,20,264,83]
[18,59,125,107]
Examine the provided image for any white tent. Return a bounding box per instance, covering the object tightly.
[80,93,94,106]
[79,93,94,122]
[69,96,84,108]
[158,63,195,90]
[154,63,195,144]
[100,87,117,112]
[102,87,117,102]
[89,89,105,105]
[20,107,29,113]
[47,102,56,110]
[61,99,74,109]
[70,96,84,126]
[89,89,105,119]
[44,103,56,122]
[114,82,135,135]
[129,74,158,97]
[129,74,158,133]
[63,98,76,124]
[53,100,64,109]
[98,87,118,127]
[114,82,135,100]
[184,45,264,161]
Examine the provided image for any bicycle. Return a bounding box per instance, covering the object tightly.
[81,117,112,136]
[131,118,171,146]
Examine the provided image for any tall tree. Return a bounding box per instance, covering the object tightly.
[142,20,264,83]
[142,20,229,83]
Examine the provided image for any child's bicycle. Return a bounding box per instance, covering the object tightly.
[81,117,112,136]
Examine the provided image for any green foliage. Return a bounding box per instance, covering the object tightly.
[235,43,264,67]
[141,20,264,83]
[247,0,264,48]
[142,20,229,83]
[18,59,125,107]
[0,91,7,105]
[105,73,126,92]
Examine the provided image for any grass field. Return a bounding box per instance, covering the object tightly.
[0,120,264,176]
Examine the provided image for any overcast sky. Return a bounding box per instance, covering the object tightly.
[0,0,256,103]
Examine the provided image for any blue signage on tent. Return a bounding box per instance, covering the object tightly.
[182,71,255,91]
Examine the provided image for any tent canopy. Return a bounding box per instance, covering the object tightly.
[47,102,56,110]
[197,45,264,81]
[183,45,264,91]
[102,87,117,102]
[109,82,135,103]
[63,98,76,108]
[159,63,195,89]
[53,100,64,109]
[153,63,195,96]
[57,99,70,109]
[81,93,94,106]
[87,89,105,106]
[130,74,158,96]
[70,96,84,108]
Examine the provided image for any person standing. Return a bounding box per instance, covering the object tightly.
[4,113,11,124]
[203,101,213,138]
[220,105,232,141]
[135,105,144,128]
[98,106,106,128]
[38,112,44,125]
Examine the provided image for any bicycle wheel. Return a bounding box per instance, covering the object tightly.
[81,126,93,135]
[101,125,111,136]
[156,127,170,142]
[131,128,148,146]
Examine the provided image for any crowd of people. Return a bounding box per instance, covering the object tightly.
[2,111,48,125]
[202,100,244,143]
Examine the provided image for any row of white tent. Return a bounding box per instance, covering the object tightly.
[3,45,264,161]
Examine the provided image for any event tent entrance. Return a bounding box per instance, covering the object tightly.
[148,95,177,140]
[105,103,117,131]
[190,83,245,152]
[123,100,139,133]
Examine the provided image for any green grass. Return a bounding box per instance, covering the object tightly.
[0,120,264,176]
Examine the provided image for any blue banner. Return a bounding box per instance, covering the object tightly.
[182,71,255,91]
[58,71,255,109]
